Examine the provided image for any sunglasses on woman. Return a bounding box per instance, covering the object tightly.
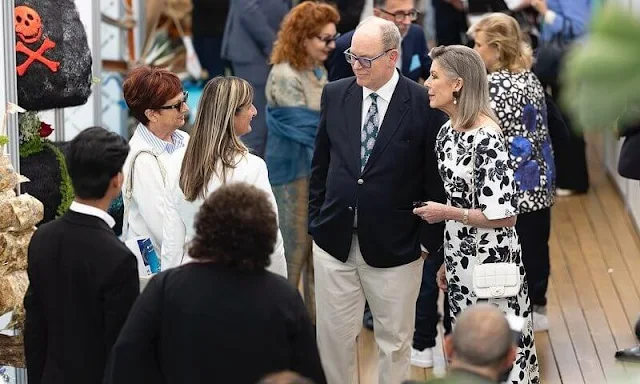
[315,33,341,46]
[157,91,189,112]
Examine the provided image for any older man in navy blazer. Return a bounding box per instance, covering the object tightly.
[309,17,446,384]
[327,0,430,82]
[327,0,444,370]
[221,0,290,157]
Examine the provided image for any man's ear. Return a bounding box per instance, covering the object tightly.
[443,334,455,361]
[390,50,400,68]
[112,171,124,191]
[502,345,517,369]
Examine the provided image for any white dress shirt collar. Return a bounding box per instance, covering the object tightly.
[362,69,400,104]
[137,123,186,155]
[69,201,116,228]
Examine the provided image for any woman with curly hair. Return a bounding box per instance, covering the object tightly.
[105,183,326,384]
[265,1,340,322]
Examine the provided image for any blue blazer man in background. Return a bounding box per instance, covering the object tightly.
[327,0,430,83]
[221,0,291,158]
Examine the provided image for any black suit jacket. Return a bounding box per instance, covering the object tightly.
[327,24,431,83]
[24,210,139,384]
[308,73,447,268]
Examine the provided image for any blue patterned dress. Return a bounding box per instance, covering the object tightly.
[488,70,555,213]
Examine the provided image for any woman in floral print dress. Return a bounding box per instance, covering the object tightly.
[414,45,539,383]
[469,13,555,333]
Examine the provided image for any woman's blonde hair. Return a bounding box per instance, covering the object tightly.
[179,76,251,202]
[468,13,533,72]
[429,45,499,130]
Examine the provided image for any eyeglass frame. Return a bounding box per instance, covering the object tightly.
[343,48,394,69]
[156,91,189,112]
[377,8,419,23]
[314,32,341,46]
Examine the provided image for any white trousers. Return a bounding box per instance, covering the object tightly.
[313,235,423,384]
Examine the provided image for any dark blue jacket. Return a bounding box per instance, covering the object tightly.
[308,73,447,267]
[327,24,431,83]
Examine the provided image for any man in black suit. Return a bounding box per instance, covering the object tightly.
[309,17,446,384]
[326,0,443,369]
[24,127,139,384]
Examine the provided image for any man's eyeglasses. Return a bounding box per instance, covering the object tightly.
[378,8,419,23]
[315,33,341,46]
[157,91,188,112]
[344,48,393,69]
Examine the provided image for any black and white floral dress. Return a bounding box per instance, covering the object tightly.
[436,122,540,384]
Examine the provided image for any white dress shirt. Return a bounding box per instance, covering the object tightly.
[361,69,400,133]
[160,148,288,278]
[69,201,115,228]
[354,70,400,228]
[360,70,429,254]
[121,124,189,256]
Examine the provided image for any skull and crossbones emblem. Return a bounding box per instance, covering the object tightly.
[14,5,60,76]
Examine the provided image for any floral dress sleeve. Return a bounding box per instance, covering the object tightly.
[473,128,519,220]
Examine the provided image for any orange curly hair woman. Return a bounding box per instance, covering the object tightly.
[270,1,340,71]
[265,2,340,325]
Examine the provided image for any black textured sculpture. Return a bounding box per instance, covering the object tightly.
[15,0,92,111]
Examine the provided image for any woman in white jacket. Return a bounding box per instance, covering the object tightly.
[121,66,190,255]
[161,76,287,277]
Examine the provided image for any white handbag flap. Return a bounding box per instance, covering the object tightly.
[473,263,520,288]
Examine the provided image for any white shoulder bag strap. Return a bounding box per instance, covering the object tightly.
[121,150,167,237]
[471,127,519,299]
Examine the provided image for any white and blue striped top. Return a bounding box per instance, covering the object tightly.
[136,123,186,154]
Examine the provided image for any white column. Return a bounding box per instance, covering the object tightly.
[0,4,26,384]
[1,0,19,174]
[101,0,129,137]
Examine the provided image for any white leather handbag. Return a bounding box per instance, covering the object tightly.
[469,128,521,299]
[473,261,521,299]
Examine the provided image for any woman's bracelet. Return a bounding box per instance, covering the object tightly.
[462,208,469,225]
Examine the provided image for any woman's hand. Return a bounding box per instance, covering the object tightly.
[436,264,447,291]
[413,201,449,224]
[531,0,548,15]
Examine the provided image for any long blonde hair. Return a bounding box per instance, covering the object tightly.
[468,13,533,72]
[429,45,499,130]
[179,76,252,201]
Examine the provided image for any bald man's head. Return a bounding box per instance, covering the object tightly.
[348,17,401,91]
[450,304,513,368]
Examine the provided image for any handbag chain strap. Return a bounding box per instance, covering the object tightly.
[122,150,167,236]
[470,127,513,264]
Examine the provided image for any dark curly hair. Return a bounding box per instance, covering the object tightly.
[189,182,277,271]
[270,1,340,71]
